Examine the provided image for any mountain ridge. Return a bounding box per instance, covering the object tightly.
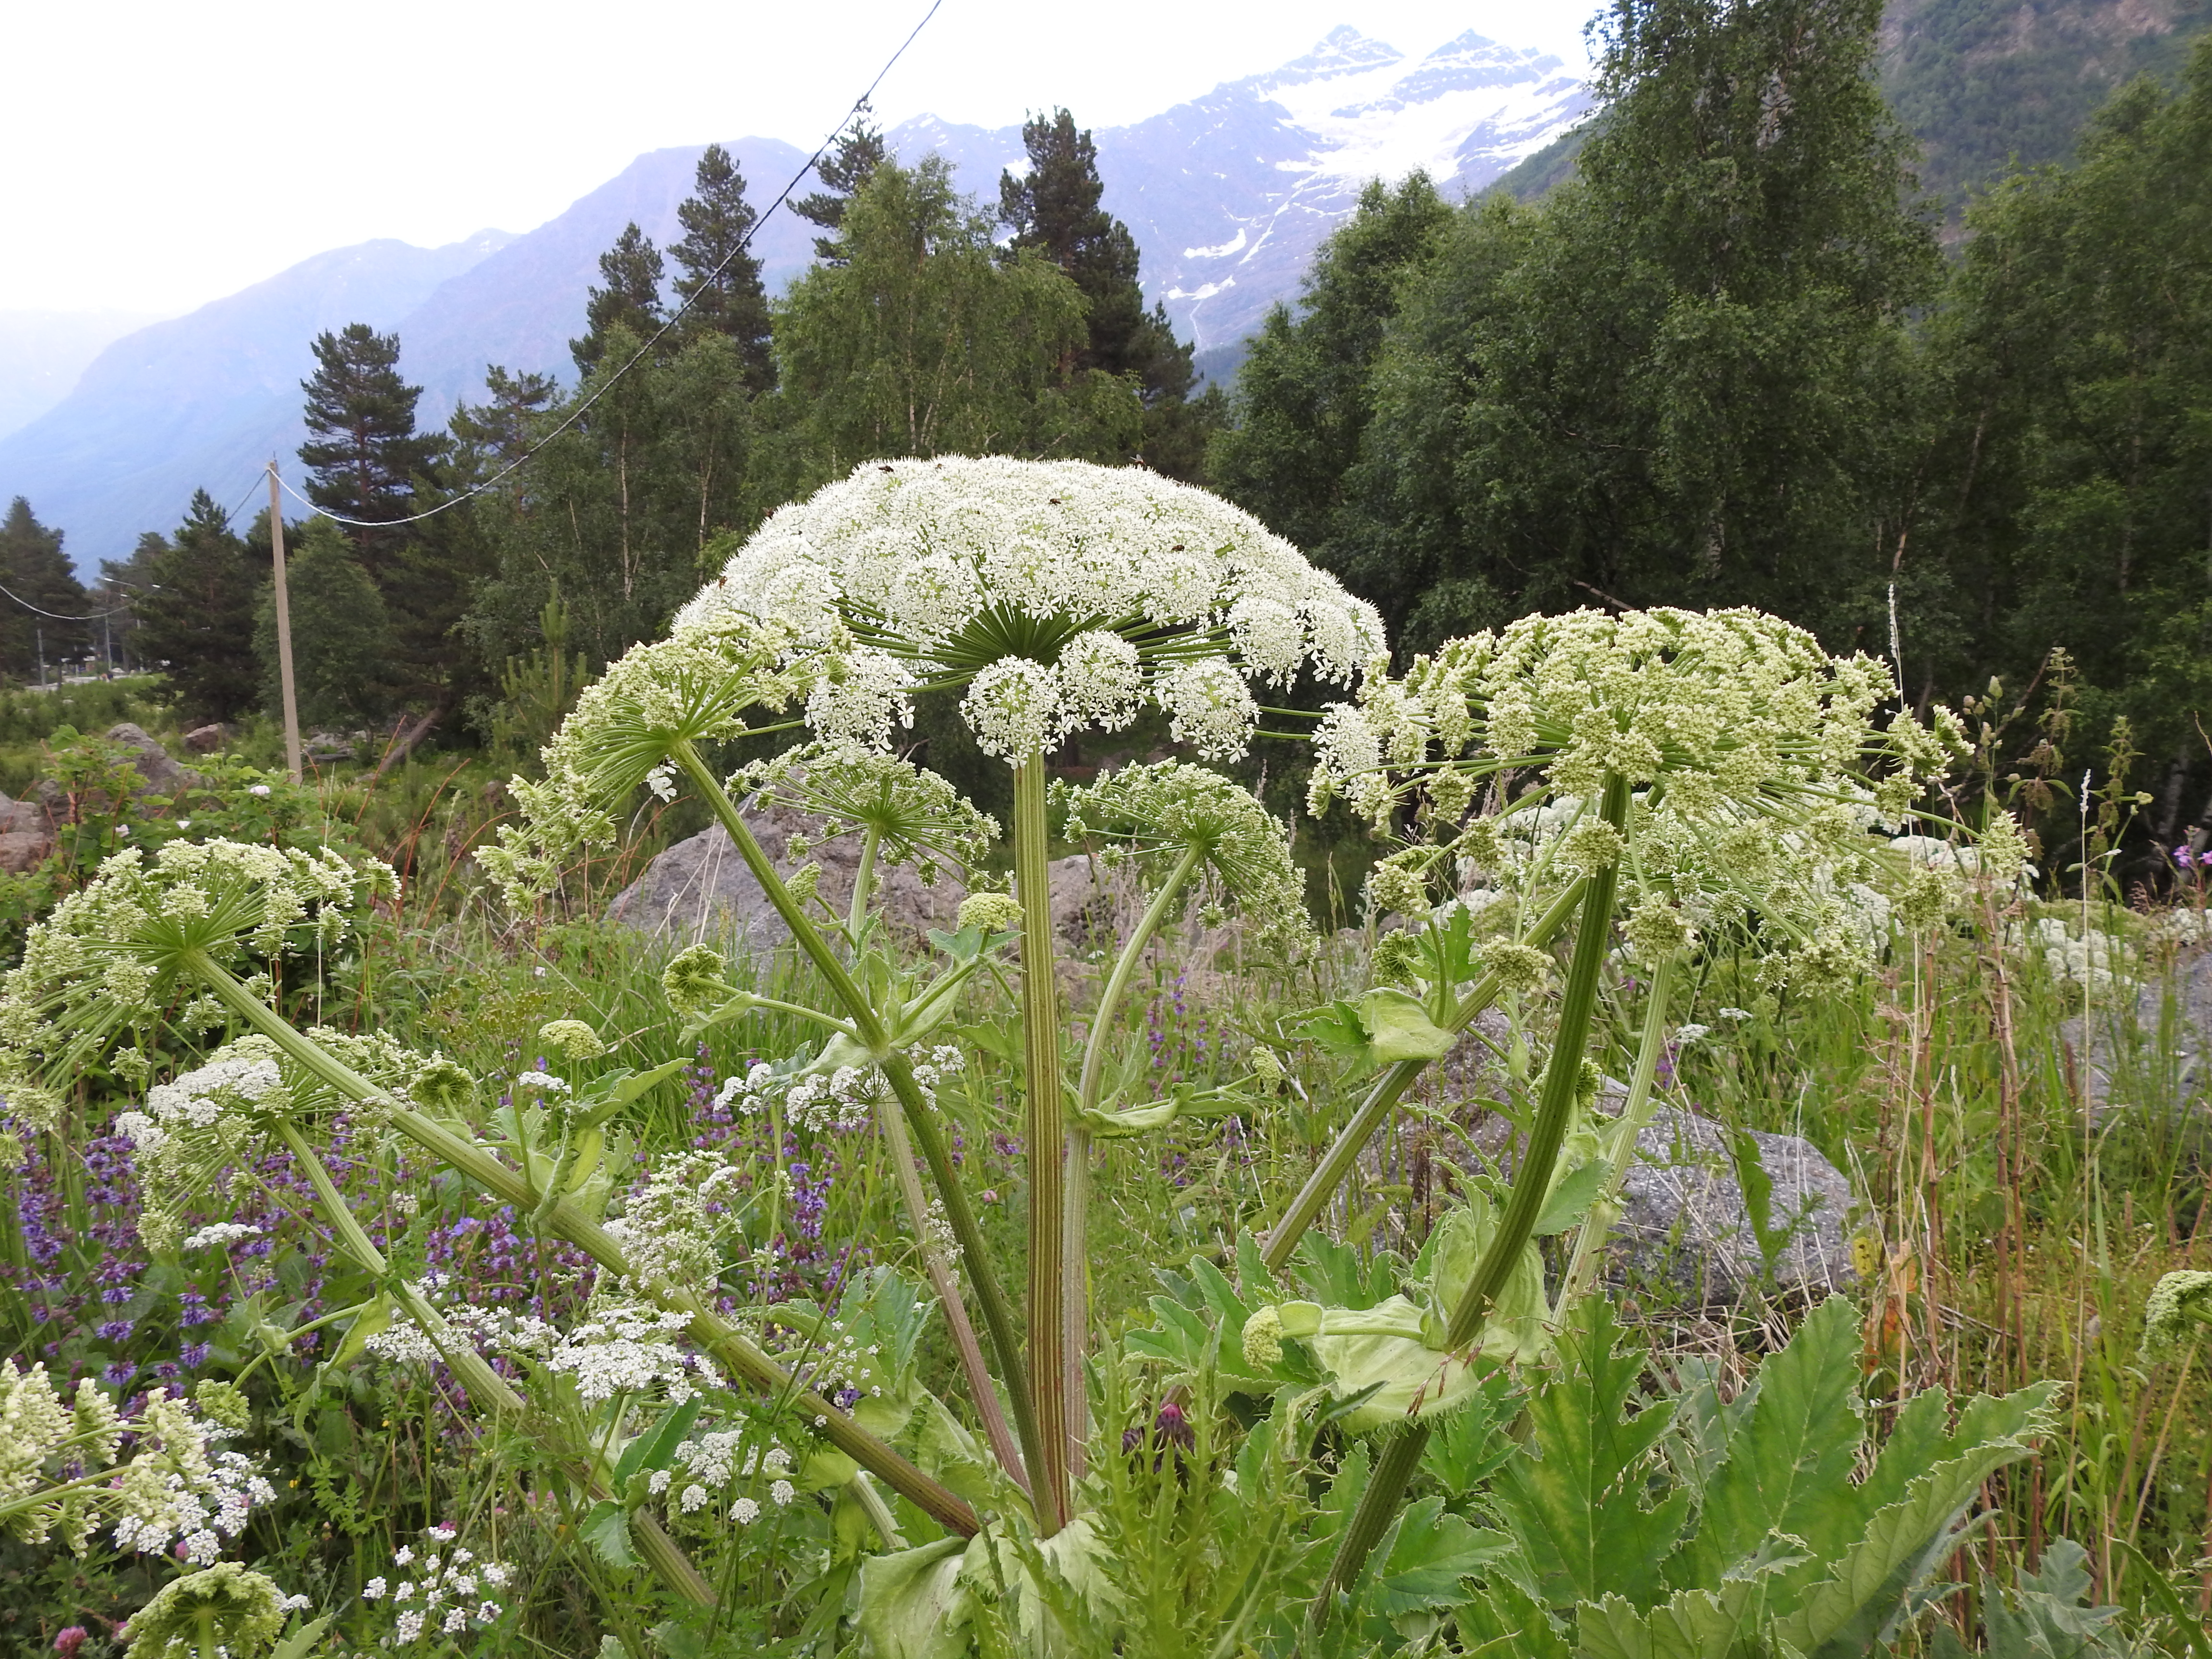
[3,24,1587,570]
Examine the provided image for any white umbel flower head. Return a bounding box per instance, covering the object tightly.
[679,457,1383,763]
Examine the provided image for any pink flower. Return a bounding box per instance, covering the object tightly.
[54,1630,88,1659]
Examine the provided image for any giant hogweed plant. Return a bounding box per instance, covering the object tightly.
[0,460,2068,1653]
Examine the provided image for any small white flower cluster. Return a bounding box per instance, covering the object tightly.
[534,1305,720,1405]
[181,1222,262,1250]
[664,1431,799,1518]
[718,1047,963,1136]
[676,457,1384,765]
[478,615,812,907]
[1056,761,1313,957]
[363,1281,719,1407]
[361,1526,511,1643]
[3,1364,272,1562]
[109,1393,273,1565]
[602,1151,751,1288]
[112,1038,289,1253]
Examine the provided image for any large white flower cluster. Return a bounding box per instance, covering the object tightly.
[0,841,393,1128]
[114,1037,289,1253]
[678,457,1385,763]
[1313,610,1975,995]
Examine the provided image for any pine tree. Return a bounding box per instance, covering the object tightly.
[253,517,397,730]
[571,224,666,371]
[793,107,888,263]
[298,323,444,581]
[0,497,90,682]
[998,108,1213,477]
[132,490,260,723]
[671,144,775,390]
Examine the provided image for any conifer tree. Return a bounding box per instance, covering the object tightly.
[0,497,89,682]
[298,323,443,581]
[572,224,666,371]
[672,144,775,390]
[998,108,1213,478]
[793,107,888,263]
[133,490,259,723]
[253,517,397,730]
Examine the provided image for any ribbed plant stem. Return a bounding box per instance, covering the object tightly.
[191,954,981,1538]
[1260,875,1591,1274]
[1064,842,1203,1484]
[267,1122,718,1606]
[1014,754,1071,1531]
[672,741,1042,1497]
[1555,950,1677,1312]
[1311,773,1629,1623]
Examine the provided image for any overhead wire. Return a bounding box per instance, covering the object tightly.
[270,0,947,531]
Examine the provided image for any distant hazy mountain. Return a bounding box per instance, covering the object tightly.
[0,312,168,443]
[0,234,511,567]
[1,28,1586,570]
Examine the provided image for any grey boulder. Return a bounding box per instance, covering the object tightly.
[104,723,196,792]
[2060,945,2211,1118]
[1605,1106,1860,1307]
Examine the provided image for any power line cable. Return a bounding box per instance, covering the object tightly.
[273,0,945,531]
[0,578,130,622]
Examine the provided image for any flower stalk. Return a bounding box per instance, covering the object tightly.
[1260,874,1591,1273]
[1012,754,1072,1531]
[671,739,1042,1501]
[1310,772,1629,1623]
[1554,950,1678,1311]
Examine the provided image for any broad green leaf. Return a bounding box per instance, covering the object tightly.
[1534,1157,1612,1236]
[1489,1299,1689,1611]
[614,1395,703,1487]
[581,1499,637,1568]
[855,1537,974,1659]
[1290,1231,1398,1310]
[1365,1498,1511,1619]
[1359,987,1457,1062]
[1577,1540,1811,1659]
[1769,1381,2060,1657]
[1455,1569,1575,1659]
[323,1292,393,1372]
[1422,1369,1525,1497]
[270,1614,333,1659]
[1982,1539,2128,1659]
[1671,1298,1863,1591]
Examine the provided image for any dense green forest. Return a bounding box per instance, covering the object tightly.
[11,0,2208,861]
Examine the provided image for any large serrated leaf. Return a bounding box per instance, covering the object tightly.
[1768,1381,2060,1658]
[1489,1299,1690,1611]
[1364,1498,1509,1619]
[1670,1298,1864,1591]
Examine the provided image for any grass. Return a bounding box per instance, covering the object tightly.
[0,718,2206,1649]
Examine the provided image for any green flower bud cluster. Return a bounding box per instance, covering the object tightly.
[1057,761,1313,957]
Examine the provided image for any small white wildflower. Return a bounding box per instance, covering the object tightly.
[730,1496,761,1524]
[182,1223,261,1250]
[363,1576,388,1600]
[248,783,272,797]
[769,1479,795,1506]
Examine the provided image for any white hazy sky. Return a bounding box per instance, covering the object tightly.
[2,0,1602,318]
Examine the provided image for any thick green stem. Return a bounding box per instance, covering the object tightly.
[192,954,980,1539]
[1311,773,1629,1622]
[1013,754,1071,1531]
[268,1122,718,1605]
[1064,841,1204,1483]
[1555,951,1678,1312]
[672,740,1041,1497]
[847,823,880,943]
[1260,875,1591,1274]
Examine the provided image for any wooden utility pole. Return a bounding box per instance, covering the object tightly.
[267,462,303,783]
